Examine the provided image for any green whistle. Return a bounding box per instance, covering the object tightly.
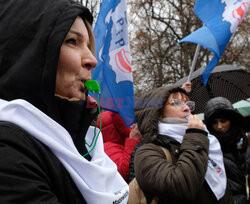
[84,80,101,94]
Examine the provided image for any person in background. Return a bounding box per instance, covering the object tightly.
[204,97,250,204]
[130,85,234,203]
[0,1,128,203]
[96,111,142,182]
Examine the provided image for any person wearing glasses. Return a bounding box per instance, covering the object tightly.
[128,81,193,183]
[130,85,234,203]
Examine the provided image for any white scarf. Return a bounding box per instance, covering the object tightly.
[0,99,129,204]
[158,120,226,200]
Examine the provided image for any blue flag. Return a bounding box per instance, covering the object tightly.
[178,0,249,85]
[90,0,135,127]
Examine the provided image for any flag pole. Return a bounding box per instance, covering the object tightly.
[187,44,201,82]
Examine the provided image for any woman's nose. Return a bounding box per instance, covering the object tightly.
[82,50,98,70]
[217,122,223,129]
[183,103,190,111]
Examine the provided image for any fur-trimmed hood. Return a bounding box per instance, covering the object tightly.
[135,85,179,143]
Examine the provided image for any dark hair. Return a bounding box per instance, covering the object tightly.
[169,87,189,96]
[161,87,190,118]
[164,87,190,106]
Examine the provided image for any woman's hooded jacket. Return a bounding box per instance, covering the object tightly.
[205,97,249,197]
[133,86,234,204]
[0,1,129,203]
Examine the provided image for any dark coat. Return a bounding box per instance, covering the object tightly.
[223,151,246,195]
[0,122,86,203]
[134,134,234,204]
[133,86,235,204]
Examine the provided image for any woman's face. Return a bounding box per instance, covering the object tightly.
[211,118,231,133]
[55,16,97,100]
[162,92,191,119]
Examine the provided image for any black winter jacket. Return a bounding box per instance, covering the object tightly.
[0,122,86,203]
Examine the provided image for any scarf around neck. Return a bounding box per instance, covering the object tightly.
[0,99,129,204]
[158,120,226,200]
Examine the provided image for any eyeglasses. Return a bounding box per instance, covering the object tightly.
[166,99,195,111]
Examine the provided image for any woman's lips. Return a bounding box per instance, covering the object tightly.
[86,95,98,108]
[80,81,87,93]
[87,95,97,104]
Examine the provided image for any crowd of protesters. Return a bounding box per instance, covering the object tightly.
[0,1,249,204]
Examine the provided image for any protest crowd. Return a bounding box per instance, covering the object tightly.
[0,0,249,204]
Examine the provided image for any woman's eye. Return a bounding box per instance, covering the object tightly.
[212,120,218,125]
[65,38,77,45]
[220,118,228,123]
[174,101,182,106]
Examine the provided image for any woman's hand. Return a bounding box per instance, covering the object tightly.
[129,124,142,140]
[181,81,192,93]
[187,114,205,130]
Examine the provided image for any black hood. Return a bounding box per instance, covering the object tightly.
[0,0,93,122]
[204,97,247,131]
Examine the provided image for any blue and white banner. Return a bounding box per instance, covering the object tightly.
[90,0,135,127]
[178,0,249,85]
